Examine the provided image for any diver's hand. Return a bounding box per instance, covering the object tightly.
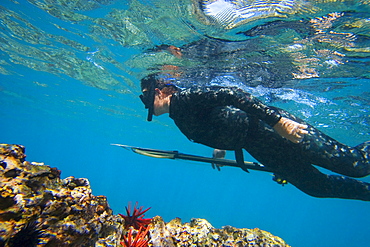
[273,117,308,143]
[211,149,226,171]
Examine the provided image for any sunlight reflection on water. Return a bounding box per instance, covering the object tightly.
[0,0,369,136]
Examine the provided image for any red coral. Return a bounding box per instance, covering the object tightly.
[119,202,152,230]
[120,226,150,247]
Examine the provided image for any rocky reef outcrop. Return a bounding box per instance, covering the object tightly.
[0,144,290,247]
[0,144,122,246]
[150,217,290,246]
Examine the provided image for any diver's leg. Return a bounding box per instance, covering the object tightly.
[302,130,370,178]
[276,163,370,201]
[277,108,370,178]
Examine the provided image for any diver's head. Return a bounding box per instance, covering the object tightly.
[140,73,178,121]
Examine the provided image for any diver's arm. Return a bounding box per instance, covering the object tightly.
[181,86,308,143]
[224,88,308,143]
[191,86,282,126]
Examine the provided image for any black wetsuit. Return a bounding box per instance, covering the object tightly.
[169,86,370,201]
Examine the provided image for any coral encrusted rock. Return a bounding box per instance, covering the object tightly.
[150,216,290,247]
[0,144,123,246]
[0,144,290,247]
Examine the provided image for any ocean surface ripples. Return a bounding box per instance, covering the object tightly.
[0,0,369,138]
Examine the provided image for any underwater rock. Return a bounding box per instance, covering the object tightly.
[0,144,290,247]
[0,144,123,246]
[150,216,290,247]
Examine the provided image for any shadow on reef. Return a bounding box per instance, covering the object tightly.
[0,144,290,247]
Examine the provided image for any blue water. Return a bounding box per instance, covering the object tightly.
[1,0,370,246]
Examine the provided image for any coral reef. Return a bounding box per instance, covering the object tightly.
[0,144,290,247]
[0,144,123,246]
[150,217,289,247]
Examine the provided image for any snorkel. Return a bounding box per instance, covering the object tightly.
[139,74,156,121]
